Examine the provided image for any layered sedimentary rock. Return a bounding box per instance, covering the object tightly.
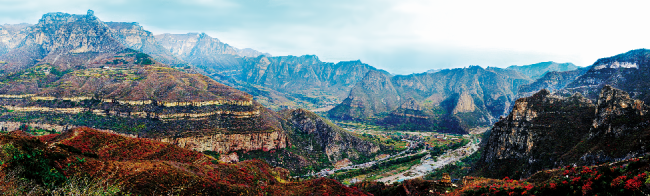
[160,130,289,153]
[0,11,286,155]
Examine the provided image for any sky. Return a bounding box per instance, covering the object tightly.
[1,0,649,75]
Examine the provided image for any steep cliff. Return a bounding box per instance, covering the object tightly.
[475,89,595,178]
[476,85,650,179]
[506,61,579,80]
[563,49,650,102]
[0,11,288,155]
[329,66,532,133]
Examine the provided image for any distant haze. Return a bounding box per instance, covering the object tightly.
[1,0,649,74]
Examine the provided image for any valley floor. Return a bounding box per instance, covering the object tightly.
[377,137,480,184]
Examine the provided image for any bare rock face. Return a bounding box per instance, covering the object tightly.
[452,92,476,114]
[160,130,289,153]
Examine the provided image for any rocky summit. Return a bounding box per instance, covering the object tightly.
[329,66,532,133]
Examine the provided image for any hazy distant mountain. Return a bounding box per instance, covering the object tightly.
[516,67,589,98]
[329,66,532,133]
[155,33,377,110]
[507,61,578,80]
[105,22,183,65]
[0,23,31,56]
[155,33,269,74]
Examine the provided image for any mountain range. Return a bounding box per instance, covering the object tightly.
[328,66,533,133]
[0,11,383,176]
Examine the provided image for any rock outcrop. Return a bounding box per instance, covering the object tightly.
[476,85,650,179]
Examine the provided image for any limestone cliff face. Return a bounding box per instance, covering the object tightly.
[283,109,380,163]
[477,85,650,179]
[154,33,267,74]
[569,85,650,165]
[452,92,476,114]
[155,33,268,59]
[159,130,289,153]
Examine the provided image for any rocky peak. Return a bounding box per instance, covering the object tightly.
[593,85,648,130]
[27,11,122,53]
